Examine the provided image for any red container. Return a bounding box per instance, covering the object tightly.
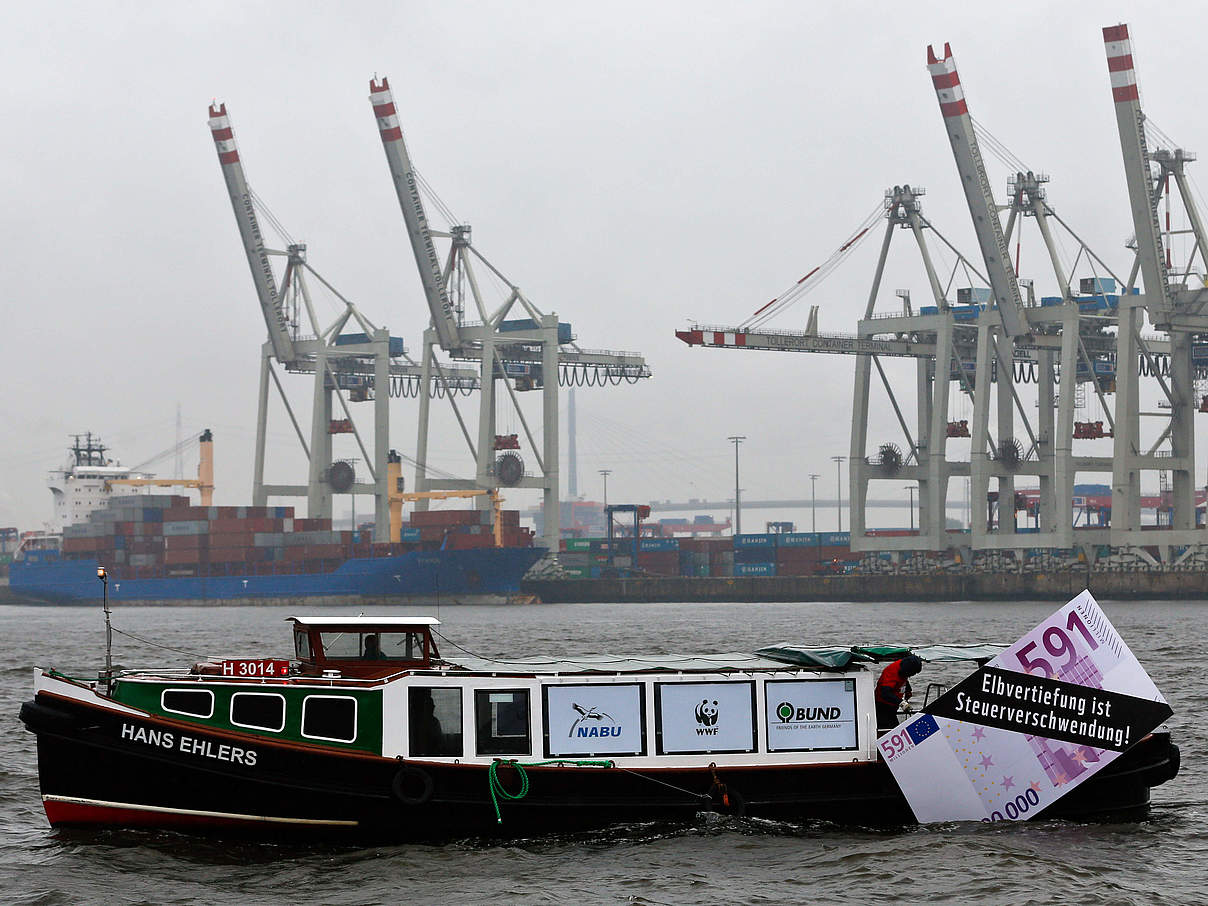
[165,549,205,565]
[166,535,208,550]
[208,532,254,550]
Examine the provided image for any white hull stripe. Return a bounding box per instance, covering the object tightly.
[43,795,359,827]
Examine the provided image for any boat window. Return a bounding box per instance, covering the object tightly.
[475,689,530,756]
[319,630,425,661]
[409,687,463,757]
[302,695,358,743]
[161,688,214,719]
[230,692,286,732]
[295,631,312,660]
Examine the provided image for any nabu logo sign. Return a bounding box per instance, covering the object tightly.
[776,701,842,722]
[569,703,622,738]
[694,699,720,735]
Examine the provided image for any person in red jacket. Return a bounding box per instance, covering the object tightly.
[875,654,923,732]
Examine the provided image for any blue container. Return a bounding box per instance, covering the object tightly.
[820,532,850,547]
[1080,276,1116,295]
[639,538,679,551]
[735,562,776,577]
[778,532,820,548]
[733,533,776,550]
[734,548,774,564]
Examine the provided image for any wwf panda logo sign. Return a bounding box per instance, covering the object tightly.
[658,682,756,754]
[694,699,719,727]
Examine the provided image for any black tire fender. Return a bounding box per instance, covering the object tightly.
[391,764,434,805]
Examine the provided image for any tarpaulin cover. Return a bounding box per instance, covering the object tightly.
[756,643,1008,670]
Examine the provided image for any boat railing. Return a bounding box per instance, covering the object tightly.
[115,665,419,687]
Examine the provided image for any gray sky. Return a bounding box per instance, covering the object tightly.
[2,0,1203,531]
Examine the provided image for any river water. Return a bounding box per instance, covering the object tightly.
[0,599,1202,905]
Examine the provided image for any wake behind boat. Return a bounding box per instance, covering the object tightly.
[19,613,1180,839]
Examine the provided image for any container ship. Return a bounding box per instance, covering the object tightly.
[10,435,545,604]
[11,495,544,604]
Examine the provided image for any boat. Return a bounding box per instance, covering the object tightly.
[19,615,1180,838]
[10,433,545,604]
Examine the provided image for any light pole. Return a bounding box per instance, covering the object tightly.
[906,484,915,531]
[97,565,112,690]
[728,436,746,535]
[809,473,820,532]
[598,469,611,509]
[831,455,844,532]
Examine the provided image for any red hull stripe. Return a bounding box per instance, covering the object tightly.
[940,99,969,117]
[1113,85,1140,102]
[380,126,403,142]
[1103,24,1130,43]
[43,795,358,828]
[218,150,240,164]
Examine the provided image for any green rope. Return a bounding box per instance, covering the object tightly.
[487,758,614,824]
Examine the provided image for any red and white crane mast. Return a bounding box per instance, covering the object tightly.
[208,104,298,364]
[927,43,1030,540]
[1102,26,1171,320]
[926,44,1027,339]
[368,78,461,352]
[1102,24,1199,541]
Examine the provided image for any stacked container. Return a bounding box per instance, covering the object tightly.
[60,496,533,579]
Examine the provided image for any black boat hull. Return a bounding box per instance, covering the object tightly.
[21,694,1180,839]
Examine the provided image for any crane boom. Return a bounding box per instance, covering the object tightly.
[368,78,461,352]
[207,103,297,363]
[1102,25,1171,317]
[926,44,1027,338]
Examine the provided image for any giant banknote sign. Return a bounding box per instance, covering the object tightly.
[880,590,1172,822]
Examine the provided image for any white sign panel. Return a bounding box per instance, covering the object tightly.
[765,679,858,752]
[881,590,1171,823]
[657,682,756,754]
[544,684,645,756]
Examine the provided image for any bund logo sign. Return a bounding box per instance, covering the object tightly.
[775,701,842,723]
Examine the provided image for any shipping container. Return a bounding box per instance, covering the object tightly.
[638,538,679,552]
[735,562,776,577]
[733,533,776,550]
[777,532,821,548]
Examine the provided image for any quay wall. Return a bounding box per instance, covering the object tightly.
[522,571,1208,603]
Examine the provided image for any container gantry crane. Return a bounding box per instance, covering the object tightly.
[208,102,479,541]
[679,26,1208,568]
[368,77,650,553]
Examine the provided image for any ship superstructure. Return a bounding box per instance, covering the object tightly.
[47,434,149,533]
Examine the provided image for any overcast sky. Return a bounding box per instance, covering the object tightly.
[3,0,1204,532]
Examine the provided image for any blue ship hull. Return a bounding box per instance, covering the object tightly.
[9,547,546,604]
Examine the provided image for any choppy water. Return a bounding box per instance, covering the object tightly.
[0,599,1203,905]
